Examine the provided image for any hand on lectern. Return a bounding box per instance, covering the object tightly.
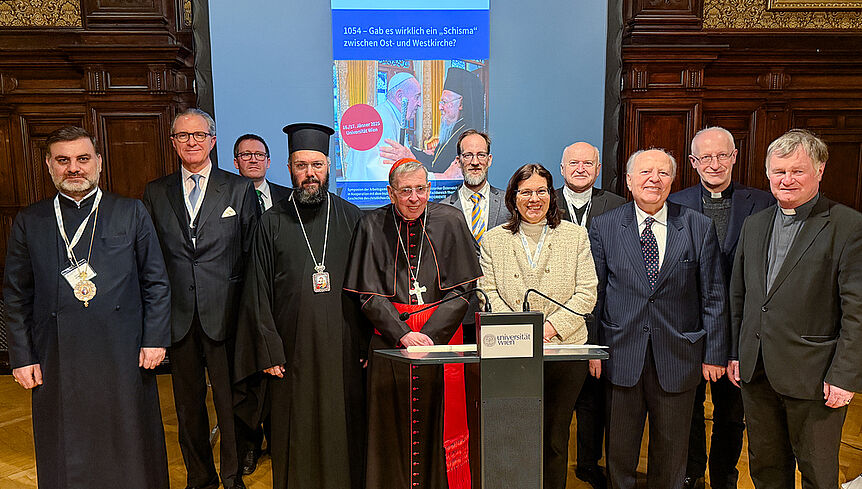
[400,331,433,347]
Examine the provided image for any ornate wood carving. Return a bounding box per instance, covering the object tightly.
[621,1,862,211]
[0,0,82,27]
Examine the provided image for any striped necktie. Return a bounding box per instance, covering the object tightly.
[469,192,486,244]
[188,174,202,210]
[256,189,265,212]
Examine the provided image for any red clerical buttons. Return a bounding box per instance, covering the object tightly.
[409,243,416,247]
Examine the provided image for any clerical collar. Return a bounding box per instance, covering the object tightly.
[59,186,99,208]
[563,185,592,208]
[394,205,427,224]
[778,193,819,220]
[701,183,733,200]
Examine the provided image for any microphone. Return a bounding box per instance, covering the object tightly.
[398,288,491,321]
[522,288,593,322]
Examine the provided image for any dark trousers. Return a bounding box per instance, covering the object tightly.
[171,314,240,487]
[686,376,745,488]
[575,374,606,469]
[605,344,697,489]
[544,360,589,489]
[741,359,847,489]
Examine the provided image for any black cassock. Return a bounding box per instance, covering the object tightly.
[3,191,171,489]
[234,191,368,489]
[344,202,482,489]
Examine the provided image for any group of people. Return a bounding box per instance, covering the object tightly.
[3,106,860,489]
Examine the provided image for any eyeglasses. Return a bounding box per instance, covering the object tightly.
[566,160,596,168]
[692,152,733,165]
[171,131,212,143]
[439,96,462,106]
[460,152,489,162]
[393,185,430,197]
[236,151,268,161]
[517,188,550,199]
[291,161,327,171]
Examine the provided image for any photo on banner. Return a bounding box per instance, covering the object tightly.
[331,0,490,208]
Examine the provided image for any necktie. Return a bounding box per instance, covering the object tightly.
[189,174,202,210]
[641,216,659,288]
[469,192,486,244]
[256,189,265,212]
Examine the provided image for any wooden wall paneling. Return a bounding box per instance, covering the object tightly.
[0,117,16,206]
[625,100,701,192]
[792,110,862,209]
[96,110,168,199]
[82,0,171,30]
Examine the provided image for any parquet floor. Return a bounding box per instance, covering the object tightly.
[1,374,860,488]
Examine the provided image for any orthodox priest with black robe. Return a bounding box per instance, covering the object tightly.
[344,158,482,489]
[3,126,171,489]
[234,123,368,489]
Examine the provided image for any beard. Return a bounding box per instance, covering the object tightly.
[295,172,330,205]
[52,172,99,196]
[462,168,488,187]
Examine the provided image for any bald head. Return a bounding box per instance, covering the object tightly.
[560,142,601,193]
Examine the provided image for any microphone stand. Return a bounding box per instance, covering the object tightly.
[398,288,491,321]
[522,288,594,323]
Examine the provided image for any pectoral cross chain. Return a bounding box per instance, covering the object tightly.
[410,280,427,305]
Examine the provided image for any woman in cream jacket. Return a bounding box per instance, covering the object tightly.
[478,163,597,489]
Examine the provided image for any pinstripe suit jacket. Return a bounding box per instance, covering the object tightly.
[589,201,728,393]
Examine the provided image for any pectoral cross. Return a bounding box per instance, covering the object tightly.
[410,280,427,305]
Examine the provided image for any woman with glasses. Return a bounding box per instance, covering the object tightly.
[477,163,598,489]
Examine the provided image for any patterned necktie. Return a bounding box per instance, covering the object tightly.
[641,216,659,288]
[256,189,265,212]
[469,192,486,244]
[188,174,202,210]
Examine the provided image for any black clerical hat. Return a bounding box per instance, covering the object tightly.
[441,67,485,132]
[282,123,335,156]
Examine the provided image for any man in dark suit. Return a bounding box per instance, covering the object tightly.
[729,129,862,489]
[555,140,625,489]
[233,133,290,213]
[143,109,259,489]
[231,132,288,475]
[589,149,728,489]
[668,127,774,489]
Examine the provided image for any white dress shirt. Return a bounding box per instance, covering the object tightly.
[562,186,592,226]
[256,179,272,211]
[635,203,668,269]
[458,181,490,230]
[181,162,212,222]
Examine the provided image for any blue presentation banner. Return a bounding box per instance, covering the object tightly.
[332,9,489,60]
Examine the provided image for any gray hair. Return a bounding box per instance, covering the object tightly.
[765,129,828,171]
[388,160,428,187]
[625,148,677,178]
[172,108,216,136]
[691,126,735,155]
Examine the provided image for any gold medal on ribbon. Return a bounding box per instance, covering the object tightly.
[74,279,97,307]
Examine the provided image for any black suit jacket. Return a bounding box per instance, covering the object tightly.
[590,202,728,393]
[556,187,627,229]
[268,180,290,208]
[143,167,259,342]
[730,197,862,399]
[669,181,773,280]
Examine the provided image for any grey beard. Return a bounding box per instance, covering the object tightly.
[295,175,329,205]
[463,170,487,187]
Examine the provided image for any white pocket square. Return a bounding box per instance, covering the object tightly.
[221,206,236,218]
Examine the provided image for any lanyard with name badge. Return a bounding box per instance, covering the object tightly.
[54,189,102,307]
[518,224,549,269]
